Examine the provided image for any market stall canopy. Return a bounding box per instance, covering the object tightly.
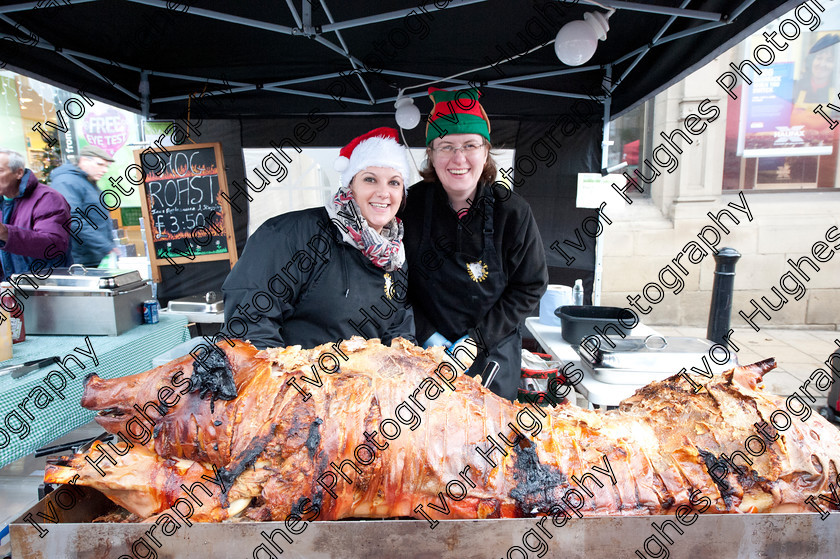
[0,0,807,306]
[0,0,803,122]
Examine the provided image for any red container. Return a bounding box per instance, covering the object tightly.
[1,290,25,343]
[518,352,565,405]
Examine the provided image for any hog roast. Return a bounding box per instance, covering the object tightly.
[44,337,840,524]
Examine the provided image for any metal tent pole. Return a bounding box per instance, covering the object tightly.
[319,0,489,33]
[566,0,722,21]
[140,70,150,117]
[0,0,98,13]
[125,0,295,35]
[317,0,375,104]
[593,67,613,306]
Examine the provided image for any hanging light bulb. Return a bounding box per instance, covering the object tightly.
[554,11,611,66]
[394,93,421,129]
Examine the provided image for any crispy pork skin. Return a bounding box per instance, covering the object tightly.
[46,338,840,522]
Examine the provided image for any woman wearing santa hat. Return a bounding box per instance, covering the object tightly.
[222,127,415,349]
[401,88,548,401]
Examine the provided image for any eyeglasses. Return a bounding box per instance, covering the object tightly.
[431,142,486,156]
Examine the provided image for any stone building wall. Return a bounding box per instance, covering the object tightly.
[599,52,840,330]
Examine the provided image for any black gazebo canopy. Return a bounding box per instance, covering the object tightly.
[0,0,805,303]
[0,0,801,122]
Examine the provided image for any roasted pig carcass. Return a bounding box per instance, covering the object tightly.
[45,337,840,523]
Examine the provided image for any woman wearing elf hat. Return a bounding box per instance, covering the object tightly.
[222,127,415,349]
[401,88,548,401]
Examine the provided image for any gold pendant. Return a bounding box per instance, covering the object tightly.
[466,261,488,283]
[384,273,393,299]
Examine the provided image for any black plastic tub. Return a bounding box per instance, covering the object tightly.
[554,305,636,345]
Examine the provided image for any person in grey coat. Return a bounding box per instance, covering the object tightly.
[50,145,118,267]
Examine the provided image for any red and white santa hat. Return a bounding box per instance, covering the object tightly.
[334,127,411,190]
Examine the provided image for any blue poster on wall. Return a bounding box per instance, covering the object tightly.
[741,62,815,157]
[741,60,835,157]
[746,62,793,132]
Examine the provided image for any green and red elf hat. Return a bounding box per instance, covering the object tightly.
[425,87,492,145]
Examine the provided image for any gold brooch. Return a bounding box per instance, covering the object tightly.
[384,273,393,299]
[466,261,488,283]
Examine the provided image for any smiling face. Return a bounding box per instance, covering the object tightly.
[430,133,488,200]
[349,166,404,234]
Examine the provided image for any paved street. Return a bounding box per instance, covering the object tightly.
[655,325,839,413]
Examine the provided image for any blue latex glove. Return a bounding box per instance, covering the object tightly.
[442,336,478,372]
[450,335,469,349]
[423,331,452,349]
[446,335,472,357]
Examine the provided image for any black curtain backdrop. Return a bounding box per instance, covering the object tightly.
[157,119,246,307]
[238,116,522,150]
[514,117,602,306]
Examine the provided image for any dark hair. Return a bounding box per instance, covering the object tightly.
[419,141,498,185]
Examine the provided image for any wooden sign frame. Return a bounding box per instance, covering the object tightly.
[135,141,238,282]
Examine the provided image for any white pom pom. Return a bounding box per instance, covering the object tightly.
[334,156,349,172]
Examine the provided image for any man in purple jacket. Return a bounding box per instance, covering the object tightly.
[0,148,72,281]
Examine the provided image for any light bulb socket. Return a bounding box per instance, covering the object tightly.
[394,96,413,110]
[583,11,610,41]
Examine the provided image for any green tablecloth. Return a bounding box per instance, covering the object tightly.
[0,313,190,468]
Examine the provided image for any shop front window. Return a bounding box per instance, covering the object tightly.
[0,71,63,182]
[723,5,840,191]
[607,99,653,198]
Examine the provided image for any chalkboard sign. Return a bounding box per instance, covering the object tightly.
[135,142,238,282]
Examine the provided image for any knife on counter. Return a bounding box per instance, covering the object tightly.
[0,356,60,379]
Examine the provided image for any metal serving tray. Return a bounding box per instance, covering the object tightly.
[583,336,735,372]
[580,359,681,385]
[168,292,224,313]
[12,266,151,336]
[21,282,150,336]
[10,487,839,559]
[10,265,145,292]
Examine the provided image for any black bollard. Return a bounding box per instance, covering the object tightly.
[706,247,741,345]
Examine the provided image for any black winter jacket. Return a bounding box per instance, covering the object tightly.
[222,207,415,349]
[401,181,547,348]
